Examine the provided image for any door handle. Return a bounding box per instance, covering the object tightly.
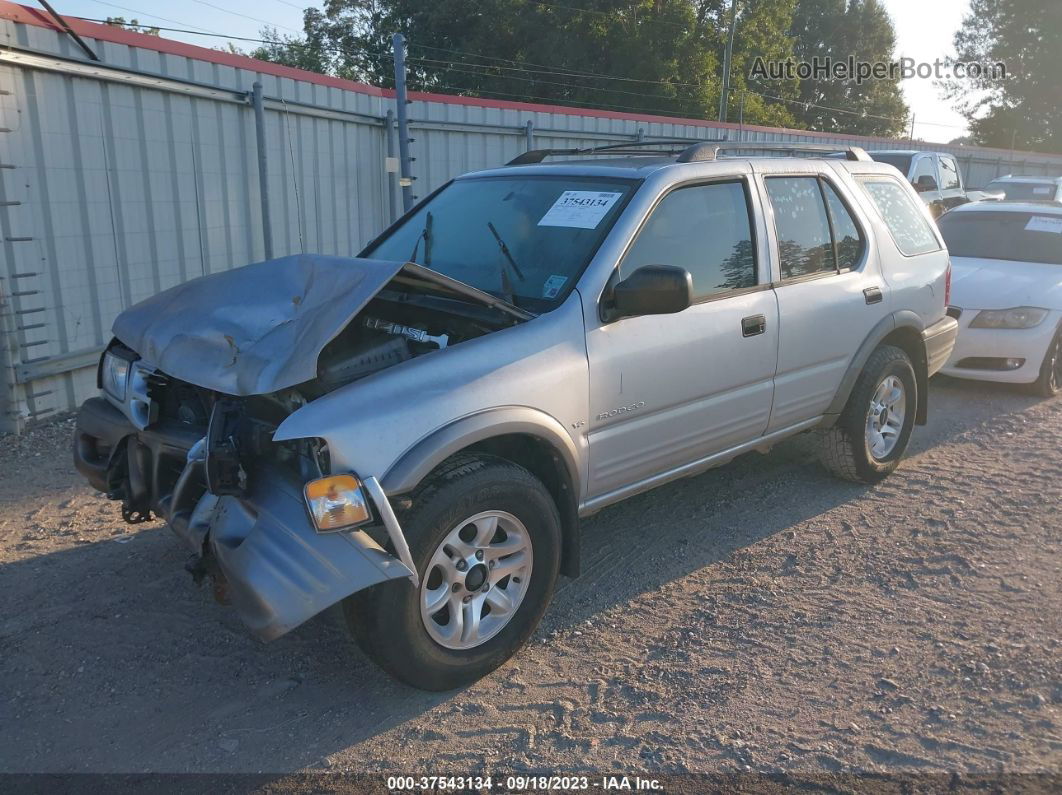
[863,286,883,305]
[741,314,767,337]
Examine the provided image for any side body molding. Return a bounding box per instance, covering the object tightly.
[822,310,929,427]
[382,406,583,499]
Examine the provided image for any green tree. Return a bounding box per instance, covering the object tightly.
[943,0,1062,154]
[251,0,800,126]
[104,16,160,36]
[783,0,908,136]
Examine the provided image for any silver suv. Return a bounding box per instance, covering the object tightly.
[73,141,958,689]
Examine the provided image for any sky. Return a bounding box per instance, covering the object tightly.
[46,0,973,142]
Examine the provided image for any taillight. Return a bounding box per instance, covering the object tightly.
[944,260,952,307]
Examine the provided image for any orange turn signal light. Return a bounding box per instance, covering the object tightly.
[304,474,371,532]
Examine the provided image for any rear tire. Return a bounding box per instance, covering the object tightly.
[820,345,918,484]
[1029,327,1062,398]
[346,454,561,690]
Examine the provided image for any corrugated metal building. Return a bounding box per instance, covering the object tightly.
[2,1,1061,432]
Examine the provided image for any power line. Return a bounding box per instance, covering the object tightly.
[409,43,707,88]
[188,0,302,35]
[409,45,710,89]
[525,0,690,31]
[70,12,965,131]
[78,0,217,33]
[404,56,701,102]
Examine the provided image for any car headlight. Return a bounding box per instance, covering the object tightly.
[100,350,131,401]
[969,307,1049,329]
[304,474,372,532]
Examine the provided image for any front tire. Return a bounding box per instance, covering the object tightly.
[1029,327,1062,398]
[820,345,918,484]
[346,455,561,690]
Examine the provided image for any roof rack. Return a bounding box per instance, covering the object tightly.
[507,139,722,165]
[506,139,872,166]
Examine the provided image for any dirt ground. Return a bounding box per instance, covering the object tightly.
[1,376,1060,780]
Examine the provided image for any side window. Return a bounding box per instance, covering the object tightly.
[858,177,941,256]
[911,157,937,185]
[821,181,866,271]
[622,181,756,299]
[938,157,961,191]
[765,176,834,279]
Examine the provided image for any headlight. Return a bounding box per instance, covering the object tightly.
[101,351,131,400]
[969,307,1049,329]
[304,474,372,532]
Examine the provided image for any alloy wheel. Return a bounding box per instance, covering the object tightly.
[866,375,906,459]
[419,510,533,650]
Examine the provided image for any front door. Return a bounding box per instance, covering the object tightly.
[584,178,779,498]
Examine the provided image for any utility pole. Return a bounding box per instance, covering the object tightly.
[392,33,415,212]
[909,113,916,141]
[385,109,398,223]
[250,81,274,260]
[717,0,739,124]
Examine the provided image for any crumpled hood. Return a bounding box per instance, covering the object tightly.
[112,254,405,395]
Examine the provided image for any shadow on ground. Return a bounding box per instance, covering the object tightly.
[0,377,1048,773]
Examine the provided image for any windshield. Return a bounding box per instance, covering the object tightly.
[985,181,1059,201]
[938,211,1062,265]
[869,153,913,176]
[362,175,636,311]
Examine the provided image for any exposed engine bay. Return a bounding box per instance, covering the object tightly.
[73,255,533,638]
[85,272,523,531]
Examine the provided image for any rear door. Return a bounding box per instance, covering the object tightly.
[584,176,779,498]
[753,163,890,431]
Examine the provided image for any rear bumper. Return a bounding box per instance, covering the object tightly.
[73,397,414,641]
[922,315,959,377]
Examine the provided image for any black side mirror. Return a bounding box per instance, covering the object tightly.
[914,175,938,192]
[603,264,692,322]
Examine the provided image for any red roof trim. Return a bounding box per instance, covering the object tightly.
[1,1,1057,159]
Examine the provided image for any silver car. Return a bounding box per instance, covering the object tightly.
[73,141,958,689]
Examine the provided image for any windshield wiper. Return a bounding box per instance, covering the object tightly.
[486,221,525,306]
[409,211,433,265]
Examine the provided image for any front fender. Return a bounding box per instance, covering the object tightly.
[380,406,582,497]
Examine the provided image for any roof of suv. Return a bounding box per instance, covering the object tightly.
[462,156,897,181]
[459,142,896,181]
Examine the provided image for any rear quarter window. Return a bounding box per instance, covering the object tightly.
[857,176,941,257]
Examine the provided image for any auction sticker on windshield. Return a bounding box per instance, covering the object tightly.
[1025,216,1062,234]
[542,274,568,299]
[538,191,623,229]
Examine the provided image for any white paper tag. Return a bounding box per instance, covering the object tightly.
[1033,186,1052,195]
[1025,215,1062,234]
[538,191,622,229]
[541,274,568,299]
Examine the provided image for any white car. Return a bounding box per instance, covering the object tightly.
[937,201,1062,396]
[983,175,1062,203]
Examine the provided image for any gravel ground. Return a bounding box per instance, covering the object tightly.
[1,377,1060,781]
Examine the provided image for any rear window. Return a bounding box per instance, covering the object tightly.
[938,211,1062,265]
[985,181,1060,201]
[869,153,913,176]
[857,177,941,256]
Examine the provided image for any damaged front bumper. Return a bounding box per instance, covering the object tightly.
[73,397,415,641]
